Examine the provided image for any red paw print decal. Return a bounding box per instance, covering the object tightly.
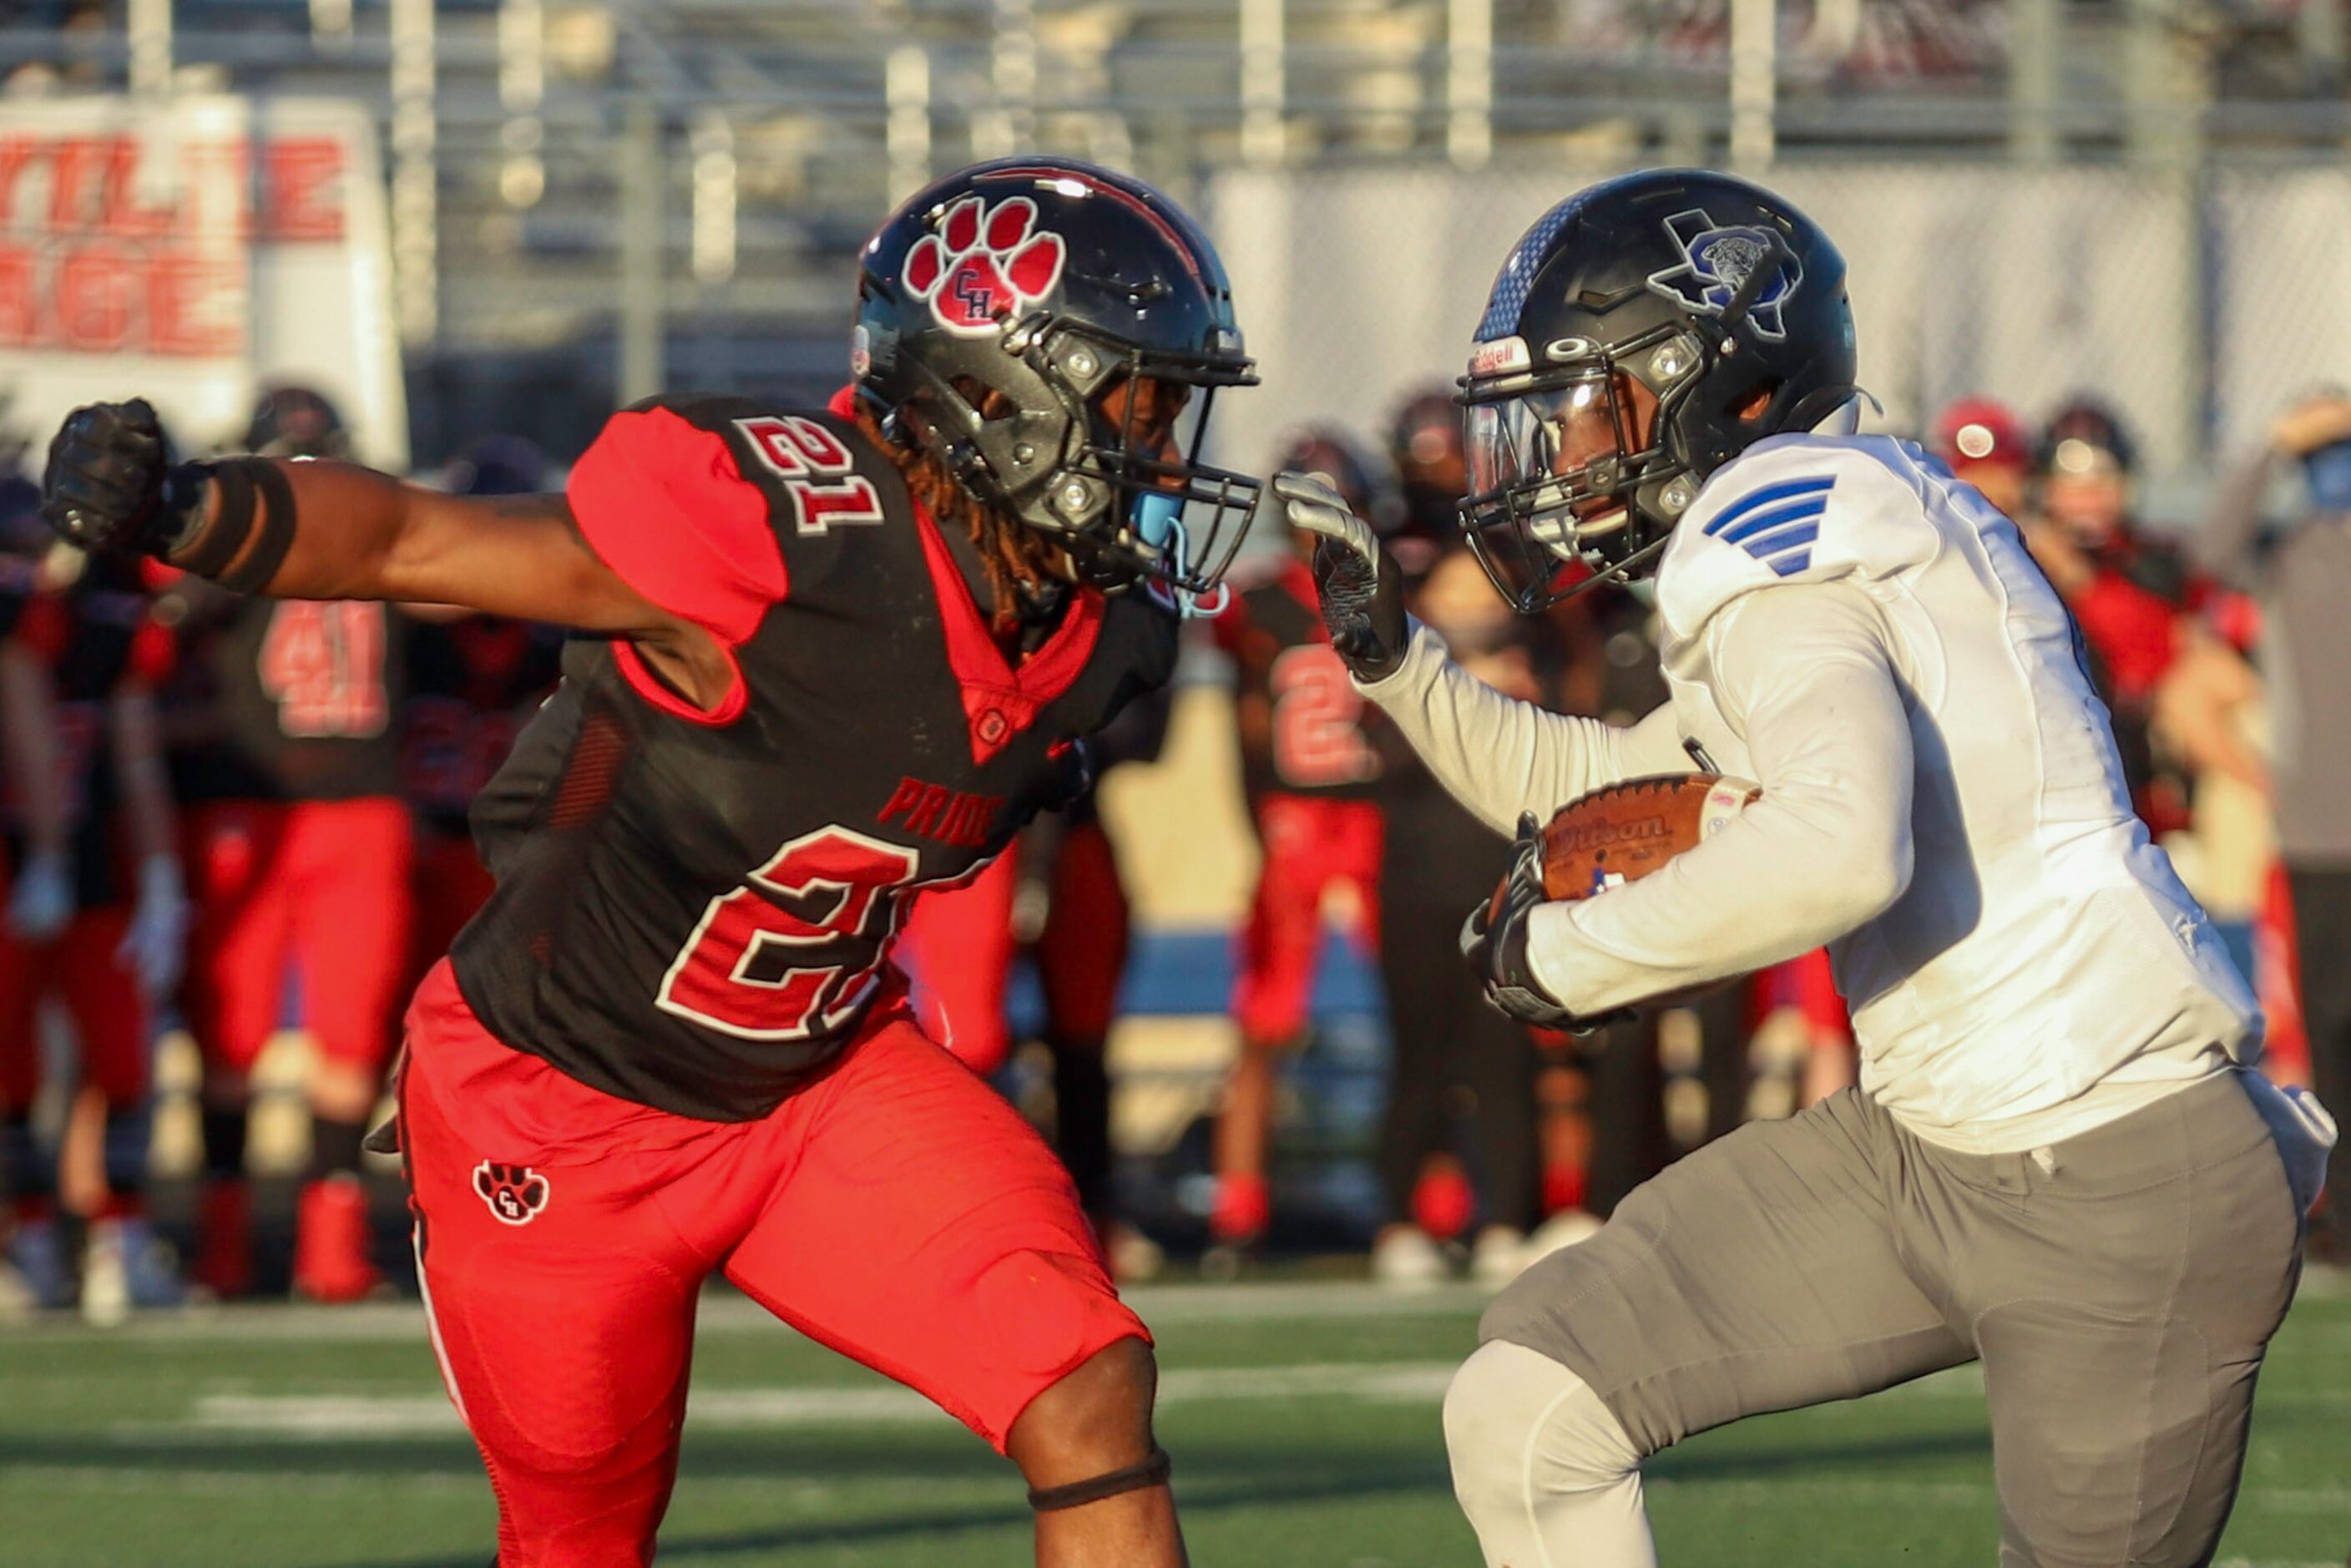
[902,195,1068,337]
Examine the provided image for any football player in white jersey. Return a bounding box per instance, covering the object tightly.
[1277,169,2337,1567]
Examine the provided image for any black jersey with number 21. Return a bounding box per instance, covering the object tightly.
[450,394,1178,1121]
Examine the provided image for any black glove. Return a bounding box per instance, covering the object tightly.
[1039,736,1097,814]
[39,399,204,559]
[1272,470,1408,682]
[1460,812,1589,1032]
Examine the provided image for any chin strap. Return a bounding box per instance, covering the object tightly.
[1028,1445,1174,1512]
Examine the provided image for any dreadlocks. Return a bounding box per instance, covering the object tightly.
[855,407,1067,640]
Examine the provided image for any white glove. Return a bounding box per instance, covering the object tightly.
[6,848,73,941]
[115,854,190,999]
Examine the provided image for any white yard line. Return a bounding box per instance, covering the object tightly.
[16,1262,2345,1346]
[14,1279,1493,1345]
[174,1361,1466,1439]
[1644,1479,2351,1516]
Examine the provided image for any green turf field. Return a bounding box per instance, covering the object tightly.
[2,1272,2344,1567]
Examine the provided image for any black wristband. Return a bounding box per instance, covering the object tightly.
[170,462,250,576]
[220,461,299,594]
[168,458,297,593]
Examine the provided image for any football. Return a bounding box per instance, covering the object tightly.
[1492,773,1761,921]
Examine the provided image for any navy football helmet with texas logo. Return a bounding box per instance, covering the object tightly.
[1458,168,1859,612]
[854,157,1260,605]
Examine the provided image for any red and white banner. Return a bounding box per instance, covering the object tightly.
[0,94,407,470]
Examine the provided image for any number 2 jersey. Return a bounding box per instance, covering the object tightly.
[1211,554,1381,803]
[448,394,1179,1122]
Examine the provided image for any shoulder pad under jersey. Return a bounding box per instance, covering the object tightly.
[1656,434,1943,645]
[569,394,885,645]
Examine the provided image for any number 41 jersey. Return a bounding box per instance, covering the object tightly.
[449,394,1177,1122]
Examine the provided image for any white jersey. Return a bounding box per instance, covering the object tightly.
[1649,433,2253,1147]
[1361,432,2257,1153]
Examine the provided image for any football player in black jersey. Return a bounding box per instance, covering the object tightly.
[38,156,1257,1568]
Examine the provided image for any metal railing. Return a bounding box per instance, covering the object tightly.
[8,1,2348,437]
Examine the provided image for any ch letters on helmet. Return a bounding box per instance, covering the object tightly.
[901,195,1069,338]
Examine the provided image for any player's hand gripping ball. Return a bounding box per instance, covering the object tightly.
[1493,774,1760,918]
[1463,776,1759,1029]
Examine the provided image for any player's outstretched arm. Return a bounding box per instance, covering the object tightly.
[1522,579,1915,1018]
[1273,470,1690,835]
[40,400,728,706]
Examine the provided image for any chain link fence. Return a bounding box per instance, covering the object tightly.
[1208,159,2351,499]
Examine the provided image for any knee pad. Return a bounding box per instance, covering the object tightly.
[1444,1340,1641,1516]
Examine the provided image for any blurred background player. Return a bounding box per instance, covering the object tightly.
[1205,427,1386,1259]
[1386,389,1463,581]
[1368,541,1552,1285]
[2020,398,2200,834]
[2192,387,2351,1261]
[0,477,187,1321]
[1934,396,2034,522]
[893,687,1171,1279]
[162,385,412,1302]
[399,438,564,988]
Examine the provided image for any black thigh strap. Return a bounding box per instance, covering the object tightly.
[1026,1445,1172,1512]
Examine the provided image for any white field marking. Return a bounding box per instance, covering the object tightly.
[1645,1478,2351,1515]
[5,1279,1493,1345]
[0,1464,488,1496]
[0,1464,872,1503]
[175,1362,1464,1439]
[18,1262,2345,1346]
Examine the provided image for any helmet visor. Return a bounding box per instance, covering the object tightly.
[1460,373,1641,612]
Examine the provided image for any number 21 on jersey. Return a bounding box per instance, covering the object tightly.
[734,415,887,537]
[656,826,933,1041]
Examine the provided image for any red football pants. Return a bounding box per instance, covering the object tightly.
[0,908,148,1110]
[399,961,1147,1568]
[182,797,414,1075]
[1232,795,1384,1048]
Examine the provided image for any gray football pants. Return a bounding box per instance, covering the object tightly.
[1479,1070,2303,1566]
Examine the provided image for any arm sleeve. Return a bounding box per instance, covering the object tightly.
[1524,580,1914,1014]
[2188,451,2276,593]
[1353,621,1691,837]
[565,405,788,646]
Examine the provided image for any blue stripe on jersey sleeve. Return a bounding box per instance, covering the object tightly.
[1718,497,1829,545]
[1702,475,1836,537]
[1742,519,1820,560]
[1767,551,1814,576]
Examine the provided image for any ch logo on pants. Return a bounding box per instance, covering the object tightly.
[473,1161,552,1227]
